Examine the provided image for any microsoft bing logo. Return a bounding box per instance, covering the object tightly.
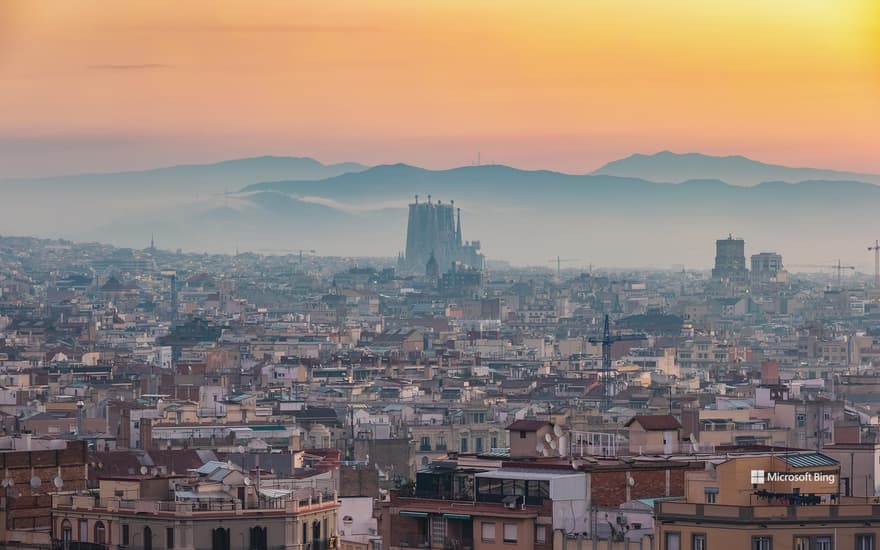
[750,470,766,484]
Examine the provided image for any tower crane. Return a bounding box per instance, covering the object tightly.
[548,257,580,280]
[588,315,647,411]
[869,241,880,287]
[786,260,856,288]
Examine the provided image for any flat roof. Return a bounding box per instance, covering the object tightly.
[475,469,583,481]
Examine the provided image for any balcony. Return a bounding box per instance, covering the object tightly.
[53,490,338,517]
[656,499,880,525]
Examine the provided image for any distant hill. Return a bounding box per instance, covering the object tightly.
[2,155,880,268]
[236,164,880,267]
[0,156,368,194]
[593,151,880,187]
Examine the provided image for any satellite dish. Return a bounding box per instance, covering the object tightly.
[553,425,563,437]
[243,478,252,486]
[140,466,148,475]
[30,476,41,489]
[53,476,64,489]
[627,476,635,487]
[540,448,550,457]
[545,433,553,443]
[535,443,544,453]
[237,446,245,454]
[549,440,558,450]
[1,479,11,488]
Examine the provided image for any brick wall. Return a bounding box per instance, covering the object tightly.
[590,465,695,507]
[1,441,88,539]
[339,467,379,498]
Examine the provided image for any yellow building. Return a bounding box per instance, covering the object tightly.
[655,452,880,550]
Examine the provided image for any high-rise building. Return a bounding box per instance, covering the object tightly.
[751,252,783,282]
[400,196,484,274]
[712,234,748,281]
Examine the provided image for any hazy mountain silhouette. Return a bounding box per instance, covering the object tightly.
[0,156,367,193]
[2,155,879,268]
[593,151,880,187]
[237,164,880,268]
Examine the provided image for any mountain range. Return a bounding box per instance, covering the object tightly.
[593,151,880,187]
[1,152,878,269]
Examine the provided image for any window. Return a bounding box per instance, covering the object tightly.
[536,526,546,544]
[857,534,876,550]
[144,526,153,550]
[250,526,267,550]
[166,527,175,549]
[794,536,810,550]
[460,437,468,452]
[95,522,106,545]
[693,534,706,550]
[481,522,496,542]
[519,431,527,439]
[212,527,230,550]
[78,520,88,542]
[797,414,806,427]
[475,437,483,453]
[61,520,72,545]
[704,487,718,503]
[815,536,832,550]
[752,536,772,550]
[665,532,680,550]
[491,435,498,448]
[122,524,129,546]
[503,523,518,543]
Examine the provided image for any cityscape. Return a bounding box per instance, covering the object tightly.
[3,2,880,550]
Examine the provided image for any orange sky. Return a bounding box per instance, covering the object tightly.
[2,0,879,177]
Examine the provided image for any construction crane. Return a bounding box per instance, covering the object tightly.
[869,241,880,287]
[548,257,580,280]
[786,260,856,288]
[588,315,647,411]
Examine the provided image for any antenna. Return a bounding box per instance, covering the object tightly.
[29,476,41,489]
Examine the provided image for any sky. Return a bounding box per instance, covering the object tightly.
[2,0,879,178]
